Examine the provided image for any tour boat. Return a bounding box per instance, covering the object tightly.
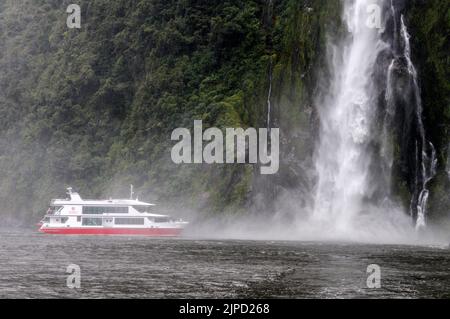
[38,187,188,236]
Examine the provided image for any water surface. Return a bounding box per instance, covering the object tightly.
[0,229,449,298]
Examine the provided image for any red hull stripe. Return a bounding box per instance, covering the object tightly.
[39,227,183,236]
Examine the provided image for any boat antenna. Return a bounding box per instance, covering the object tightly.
[130,184,134,200]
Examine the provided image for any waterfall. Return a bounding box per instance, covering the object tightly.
[311,0,436,234]
[399,16,437,229]
[313,0,388,231]
[415,141,437,229]
[267,56,273,131]
[381,59,396,185]
[266,0,274,132]
[447,144,450,179]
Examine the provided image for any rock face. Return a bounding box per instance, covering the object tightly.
[0,0,447,228]
[405,0,450,224]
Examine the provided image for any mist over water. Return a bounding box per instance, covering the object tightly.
[183,208,448,246]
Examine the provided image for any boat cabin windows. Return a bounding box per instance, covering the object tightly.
[148,217,171,223]
[54,217,68,224]
[82,206,128,215]
[114,218,145,225]
[47,206,63,214]
[82,217,103,226]
[132,206,151,213]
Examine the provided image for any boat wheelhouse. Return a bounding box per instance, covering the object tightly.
[39,188,188,236]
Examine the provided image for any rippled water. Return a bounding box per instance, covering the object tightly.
[0,229,449,298]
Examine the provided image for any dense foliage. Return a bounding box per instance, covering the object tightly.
[0,0,335,221]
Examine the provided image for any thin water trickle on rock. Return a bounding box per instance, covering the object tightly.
[399,16,437,229]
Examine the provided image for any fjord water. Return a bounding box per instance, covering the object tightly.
[1,229,449,298]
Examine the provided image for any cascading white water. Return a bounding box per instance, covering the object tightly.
[313,0,388,231]
[306,0,437,240]
[399,16,437,229]
[415,142,437,228]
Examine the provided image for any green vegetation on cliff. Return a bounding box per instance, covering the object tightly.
[0,0,339,221]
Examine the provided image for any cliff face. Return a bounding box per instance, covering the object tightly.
[406,0,450,224]
[0,0,338,221]
[0,0,447,226]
